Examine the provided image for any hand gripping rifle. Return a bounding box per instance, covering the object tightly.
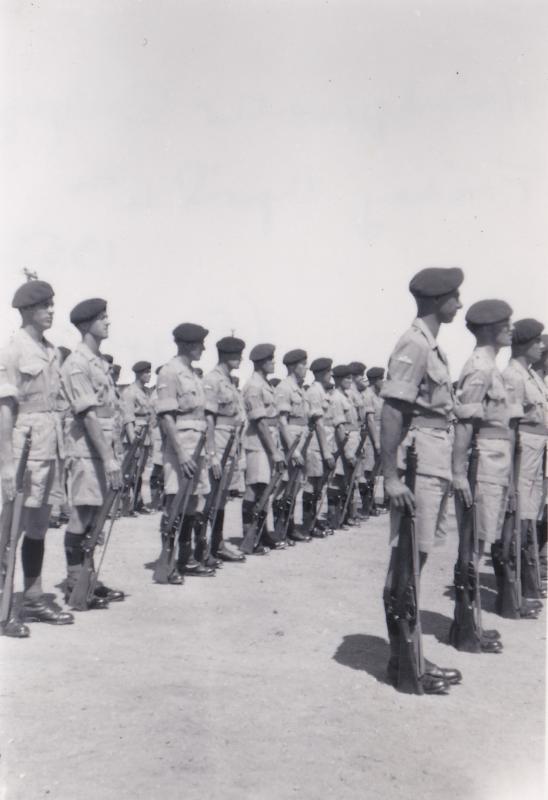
[339,424,369,524]
[393,440,425,694]
[0,430,32,629]
[240,434,302,553]
[449,428,486,651]
[153,432,206,583]
[273,426,314,540]
[494,428,523,618]
[69,426,148,610]
[194,427,238,561]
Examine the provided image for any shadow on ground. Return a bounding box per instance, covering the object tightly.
[332,633,390,683]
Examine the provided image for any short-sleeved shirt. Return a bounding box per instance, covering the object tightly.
[122,381,154,428]
[156,357,206,430]
[333,387,358,429]
[274,374,307,421]
[0,328,64,460]
[454,348,516,429]
[61,343,118,459]
[348,385,366,424]
[326,388,347,429]
[363,387,383,426]
[503,359,546,427]
[243,371,278,451]
[381,317,453,420]
[305,381,329,423]
[203,365,243,427]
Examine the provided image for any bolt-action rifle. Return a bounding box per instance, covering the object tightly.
[309,431,348,532]
[494,428,523,618]
[0,430,32,630]
[153,432,206,584]
[339,424,369,524]
[273,426,315,540]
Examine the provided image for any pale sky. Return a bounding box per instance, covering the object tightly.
[1,0,547,383]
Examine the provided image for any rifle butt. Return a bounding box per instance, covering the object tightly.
[153,545,172,584]
[396,624,424,695]
[68,566,94,611]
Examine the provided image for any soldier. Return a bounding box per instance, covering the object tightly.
[0,280,74,635]
[149,366,165,511]
[273,349,310,544]
[303,358,336,538]
[329,364,358,530]
[49,345,73,528]
[361,367,385,517]
[202,336,247,562]
[502,318,547,601]
[240,343,285,555]
[122,360,154,515]
[61,299,125,608]
[532,333,548,583]
[348,361,368,522]
[155,323,214,581]
[381,267,464,694]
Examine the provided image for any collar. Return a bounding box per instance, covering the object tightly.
[15,328,54,362]
[509,358,532,381]
[412,318,438,349]
[76,341,104,364]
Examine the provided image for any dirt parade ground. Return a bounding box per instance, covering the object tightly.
[0,500,545,800]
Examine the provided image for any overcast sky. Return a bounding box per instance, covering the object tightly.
[1,0,547,383]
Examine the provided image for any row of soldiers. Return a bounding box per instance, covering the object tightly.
[0,279,385,634]
[1,271,547,702]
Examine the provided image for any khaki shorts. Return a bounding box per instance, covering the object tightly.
[245,449,272,486]
[68,457,107,507]
[474,481,508,543]
[390,474,452,554]
[15,458,64,509]
[163,428,209,496]
[518,431,547,520]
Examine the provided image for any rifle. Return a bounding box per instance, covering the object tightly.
[273,426,314,540]
[449,429,484,651]
[0,430,32,628]
[394,440,424,694]
[208,423,244,535]
[240,434,302,553]
[153,432,206,583]
[194,427,238,561]
[309,430,347,532]
[68,427,147,610]
[130,429,150,514]
[495,428,522,619]
[339,425,369,524]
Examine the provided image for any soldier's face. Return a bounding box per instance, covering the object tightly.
[263,357,275,375]
[89,311,110,340]
[188,341,205,361]
[28,299,54,331]
[438,290,462,323]
[526,337,543,364]
[141,369,152,384]
[319,369,333,387]
[493,318,513,347]
[294,361,308,381]
[341,376,352,391]
[226,355,242,371]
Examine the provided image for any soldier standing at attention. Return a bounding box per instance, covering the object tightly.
[240,344,285,555]
[123,360,154,514]
[303,358,336,538]
[362,367,385,517]
[348,361,368,522]
[274,349,309,544]
[329,364,357,529]
[502,319,547,601]
[202,336,247,562]
[155,324,214,580]
[149,366,165,510]
[61,299,125,608]
[381,267,464,694]
[0,280,74,635]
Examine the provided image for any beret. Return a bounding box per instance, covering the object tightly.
[102,353,114,364]
[283,348,307,366]
[409,267,464,298]
[12,280,54,309]
[269,377,281,387]
[132,360,151,373]
[348,361,366,375]
[172,323,209,343]
[512,318,544,345]
[366,367,385,380]
[216,336,245,354]
[465,299,513,326]
[333,364,352,378]
[310,357,333,374]
[57,346,71,362]
[249,343,275,362]
[70,298,107,325]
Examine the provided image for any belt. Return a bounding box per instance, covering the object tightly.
[175,418,207,432]
[18,399,55,413]
[347,424,361,432]
[477,427,510,441]
[177,410,205,420]
[95,407,115,418]
[216,415,239,427]
[288,416,307,426]
[520,423,548,436]
[412,415,451,431]
[266,418,279,428]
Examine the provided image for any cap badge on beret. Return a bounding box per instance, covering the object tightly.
[216,336,246,354]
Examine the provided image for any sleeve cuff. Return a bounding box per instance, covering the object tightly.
[381,379,419,404]
[0,383,18,400]
[248,408,266,422]
[72,395,99,415]
[156,398,179,414]
[509,403,524,419]
[454,402,484,420]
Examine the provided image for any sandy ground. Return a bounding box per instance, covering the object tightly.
[0,500,545,800]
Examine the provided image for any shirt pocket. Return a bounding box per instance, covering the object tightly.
[18,360,46,401]
[177,376,199,413]
[217,384,236,415]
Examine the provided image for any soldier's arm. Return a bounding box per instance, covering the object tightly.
[0,399,16,500]
[80,409,121,490]
[205,413,221,479]
[256,419,284,464]
[380,398,414,512]
[452,368,490,506]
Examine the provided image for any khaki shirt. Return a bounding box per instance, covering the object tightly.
[348,385,366,424]
[203,365,243,426]
[274,374,307,421]
[243,371,278,451]
[455,348,515,429]
[381,317,453,420]
[61,343,118,459]
[122,381,154,427]
[0,328,64,460]
[503,359,546,428]
[156,357,206,431]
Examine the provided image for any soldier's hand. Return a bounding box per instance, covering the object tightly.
[273,450,285,471]
[291,451,304,467]
[347,455,357,468]
[385,476,415,513]
[179,454,196,479]
[453,475,472,508]
[324,455,335,470]
[1,462,16,502]
[210,454,222,481]
[105,458,122,490]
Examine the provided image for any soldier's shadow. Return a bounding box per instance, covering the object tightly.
[332,634,391,684]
